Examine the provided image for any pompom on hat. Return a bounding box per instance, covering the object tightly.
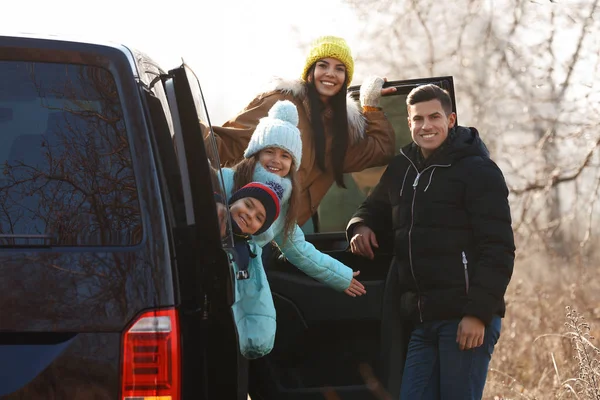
[301,35,354,87]
[229,182,281,235]
[243,100,302,170]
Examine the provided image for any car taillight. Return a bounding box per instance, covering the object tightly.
[121,308,180,400]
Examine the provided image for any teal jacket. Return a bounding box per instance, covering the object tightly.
[222,166,354,359]
[222,167,354,291]
[228,239,276,359]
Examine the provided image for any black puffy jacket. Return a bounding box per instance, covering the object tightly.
[348,126,515,324]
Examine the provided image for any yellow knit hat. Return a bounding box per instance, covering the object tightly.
[301,35,354,87]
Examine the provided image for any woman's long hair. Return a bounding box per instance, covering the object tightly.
[232,155,299,243]
[306,64,350,188]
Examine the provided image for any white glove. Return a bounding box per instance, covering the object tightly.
[359,75,385,108]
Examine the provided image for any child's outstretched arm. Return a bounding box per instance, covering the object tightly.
[273,224,366,297]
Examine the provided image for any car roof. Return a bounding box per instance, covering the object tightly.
[1,31,130,50]
[0,32,169,85]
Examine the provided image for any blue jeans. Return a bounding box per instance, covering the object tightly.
[399,316,501,400]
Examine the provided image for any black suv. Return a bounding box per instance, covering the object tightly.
[0,33,456,400]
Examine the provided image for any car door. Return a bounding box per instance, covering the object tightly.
[250,77,456,400]
[163,64,243,400]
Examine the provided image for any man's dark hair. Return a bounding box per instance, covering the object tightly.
[406,84,453,116]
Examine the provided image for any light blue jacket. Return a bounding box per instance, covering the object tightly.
[223,166,354,358]
[228,240,276,359]
[222,167,354,291]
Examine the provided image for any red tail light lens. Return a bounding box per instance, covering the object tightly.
[121,308,180,400]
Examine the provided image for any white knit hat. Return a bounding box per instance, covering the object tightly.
[244,100,302,170]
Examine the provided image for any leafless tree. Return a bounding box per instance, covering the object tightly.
[344,0,600,259]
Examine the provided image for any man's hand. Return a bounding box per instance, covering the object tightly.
[350,225,379,260]
[344,271,367,297]
[456,316,485,351]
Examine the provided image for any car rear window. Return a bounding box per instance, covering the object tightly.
[0,61,142,246]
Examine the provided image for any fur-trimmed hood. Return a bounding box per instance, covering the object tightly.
[258,77,366,145]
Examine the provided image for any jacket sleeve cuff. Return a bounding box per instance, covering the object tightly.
[462,300,495,325]
[346,217,366,241]
[362,109,386,120]
[332,265,354,292]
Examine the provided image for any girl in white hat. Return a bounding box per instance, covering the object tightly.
[212,35,396,227]
[222,99,365,298]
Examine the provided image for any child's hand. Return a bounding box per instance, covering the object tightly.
[344,271,367,297]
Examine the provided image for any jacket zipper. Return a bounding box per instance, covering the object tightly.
[462,251,469,294]
[400,150,451,323]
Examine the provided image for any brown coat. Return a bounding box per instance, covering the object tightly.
[210,78,395,226]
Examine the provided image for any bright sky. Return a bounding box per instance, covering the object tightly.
[5,0,360,124]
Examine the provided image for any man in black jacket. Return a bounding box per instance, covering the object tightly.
[347,84,515,399]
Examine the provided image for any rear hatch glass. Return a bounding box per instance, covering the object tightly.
[0,61,141,247]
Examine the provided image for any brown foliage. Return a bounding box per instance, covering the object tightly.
[484,252,600,399]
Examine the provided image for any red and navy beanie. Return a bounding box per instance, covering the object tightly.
[229,182,281,235]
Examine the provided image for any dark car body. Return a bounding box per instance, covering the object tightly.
[0,33,238,400]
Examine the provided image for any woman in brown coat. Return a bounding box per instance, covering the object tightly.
[211,35,396,227]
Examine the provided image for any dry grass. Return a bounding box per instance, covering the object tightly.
[483,252,600,399]
[250,252,600,400]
